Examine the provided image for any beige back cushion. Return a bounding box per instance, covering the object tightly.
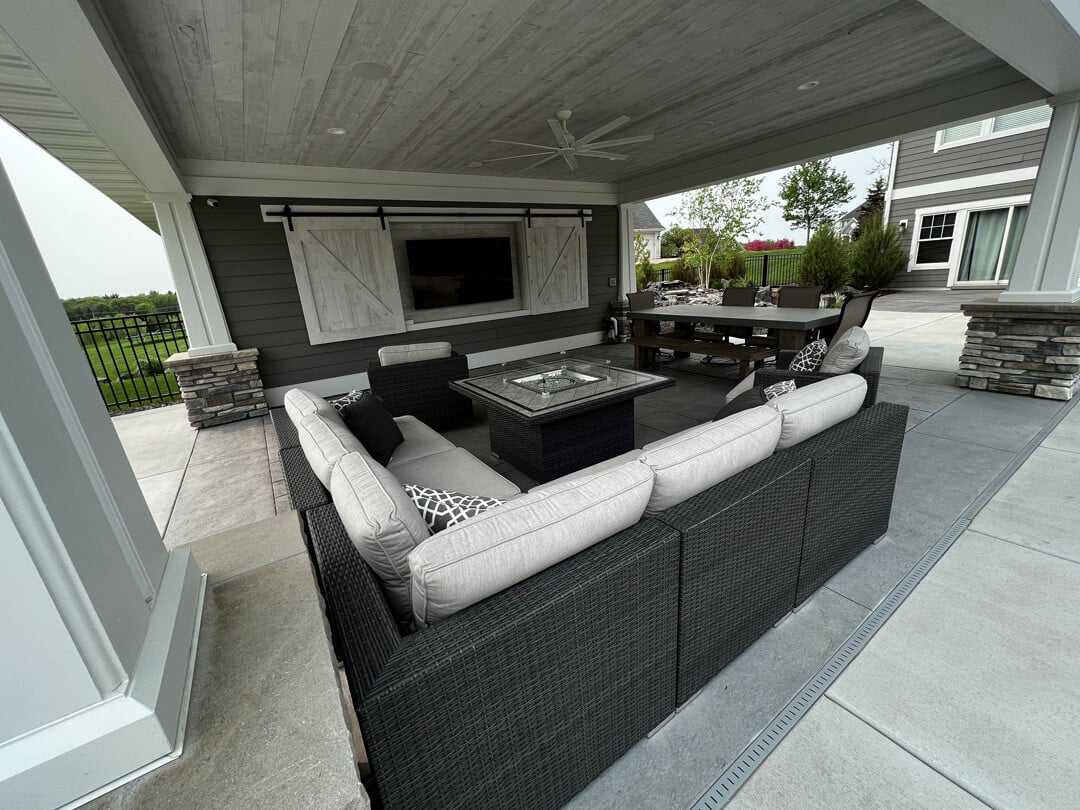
[820,326,871,374]
[331,452,431,624]
[640,406,781,515]
[378,342,453,367]
[296,411,366,488]
[283,387,334,423]
[408,461,654,626]
[767,374,867,450]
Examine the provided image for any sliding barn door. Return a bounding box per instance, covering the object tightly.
[525,218,589,314]
[284,216,404,344]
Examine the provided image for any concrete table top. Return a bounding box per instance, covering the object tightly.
[628,304,841,331]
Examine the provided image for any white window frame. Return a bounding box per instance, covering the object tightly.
[908,195,1032,287]
[933,106,1052,152]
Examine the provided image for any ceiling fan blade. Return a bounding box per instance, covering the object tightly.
[574,150,628,160]
[547,118,571,148]
[578,134,655,149]
[575,115,631,145]
[563,152,579,172]
[482,151,557,163]
[490,139,558,150]
[523,153,561,172]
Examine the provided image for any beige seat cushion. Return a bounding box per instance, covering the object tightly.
[297,411,366,488]
[767,374,867,450]
[389,447,521,500]
[388,415,457,465]
[408,461,654,626]
[640,406,781,515]
[820,326,871,374]
[331,452,431,624]
[378,342,453,367]
[283,387,335,423]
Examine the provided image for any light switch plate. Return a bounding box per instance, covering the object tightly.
[608,277,617,287]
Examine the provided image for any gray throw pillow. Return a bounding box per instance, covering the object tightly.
[820,327,871,374]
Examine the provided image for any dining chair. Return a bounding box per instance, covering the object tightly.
[821,290,880,345]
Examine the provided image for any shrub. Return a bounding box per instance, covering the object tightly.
[636,256,657,290]
[849,222,906,289]
[719,251,746,283]
[798,222,849,293]
[138,356,165,375]
[669,257,699,285]
[743,238,796,252]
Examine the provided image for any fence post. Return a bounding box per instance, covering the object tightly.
[761,254,769,287]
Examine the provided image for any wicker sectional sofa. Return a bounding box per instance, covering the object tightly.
[274,378,907,810]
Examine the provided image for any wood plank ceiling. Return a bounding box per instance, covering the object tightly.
[97,0,1028,183]
[0,26,157,228]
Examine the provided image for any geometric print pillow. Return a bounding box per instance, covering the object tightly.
[788,338,828,372]
[329,389,366,412]
[402,484,505,534]
[762,379,797,400]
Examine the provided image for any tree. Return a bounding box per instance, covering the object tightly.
[676,178,769,290]
[633,232,649,265]
[660,225,692,258]
[798,221,850,293]
[779,159,855,242]
[852,177,887,241]
[850,221,906,289]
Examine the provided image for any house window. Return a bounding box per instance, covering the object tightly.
[955,205,1029,283]
[935,104,1052,150]
[914,212,956,264]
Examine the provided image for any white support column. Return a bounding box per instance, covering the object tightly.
[999,93,1080,303]
[0,164,205,806]
[618,203,637,296]
[148,193,237,356]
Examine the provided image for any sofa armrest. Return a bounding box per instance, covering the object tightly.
[270,406,300,449]
[358,518,680,810]
[279,446,331,511]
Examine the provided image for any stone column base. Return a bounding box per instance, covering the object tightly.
[956,301,1080,400]
[165,348,269,428]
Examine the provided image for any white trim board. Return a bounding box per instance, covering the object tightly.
[262,331,606,405]
[892,167,1039,201]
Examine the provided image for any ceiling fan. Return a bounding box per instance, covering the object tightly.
[481,109,655,172]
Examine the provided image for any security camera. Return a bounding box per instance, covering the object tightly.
[206,198,220,208]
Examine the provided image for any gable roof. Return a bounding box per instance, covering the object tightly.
[632,203,664,231]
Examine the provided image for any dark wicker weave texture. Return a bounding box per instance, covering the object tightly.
[755,346,883,408]
[659,455,812,703]
[368,353,473,430]
[355,519,680,810]
[778,401,908,604]
[269,406,300,449]
[279,446,331,511]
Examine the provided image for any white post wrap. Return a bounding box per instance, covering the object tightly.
[0,165,205,806]
[149,193,237,355]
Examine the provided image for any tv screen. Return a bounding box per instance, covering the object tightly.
[405,237,515,310]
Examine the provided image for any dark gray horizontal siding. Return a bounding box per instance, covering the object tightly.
[887,182,1034,289]
[192,196,619,390]
[893,129,1046,188]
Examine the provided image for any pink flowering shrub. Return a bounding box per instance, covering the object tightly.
[743,238,795,252]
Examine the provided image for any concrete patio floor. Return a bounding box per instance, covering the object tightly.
[104,295,1075,809]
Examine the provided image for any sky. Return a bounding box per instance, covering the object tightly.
[0,117,174,298]
[645,142,893,244]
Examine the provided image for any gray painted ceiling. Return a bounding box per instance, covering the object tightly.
[97,0,1031,183]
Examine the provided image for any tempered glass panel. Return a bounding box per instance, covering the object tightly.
[941,121,983,143]
[999,206,1029,281]
[957,208,1008,282]
[916,239,952,264]
[992,105,1051,133]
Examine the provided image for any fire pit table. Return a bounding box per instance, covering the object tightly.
[450,356,674,483]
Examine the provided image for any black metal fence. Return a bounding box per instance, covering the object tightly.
[742,252,803,286]
[72,311,189,412]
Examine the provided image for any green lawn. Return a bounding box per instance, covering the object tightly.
[78,330,188,411]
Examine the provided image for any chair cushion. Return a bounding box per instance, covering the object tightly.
[820,326,871,374]
[408,461,654,626]
[640,407,781,516]
[283,387,335,423]
[388,415,457,464]
[767,374,867,450]
[388,447,521,500]
[788,338,828,372]
[378,342,453,367]
[296,411,366,488]
[403,484,505,533]
[336,391,403,466]
[331,452,431,625]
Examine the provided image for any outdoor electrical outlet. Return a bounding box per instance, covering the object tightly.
[608,277,617,287]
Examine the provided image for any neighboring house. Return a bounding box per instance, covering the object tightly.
[835,202,865,242]
[885,103,1051,289]
[632,202,664,260]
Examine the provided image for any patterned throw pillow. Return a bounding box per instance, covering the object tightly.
[330,389,365,412]
[403,484,504,533]
[763,379,797,400]
[788,339,828,372]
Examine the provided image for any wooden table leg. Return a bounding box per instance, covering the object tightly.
[778,330,810,351]
[738,357,750,379]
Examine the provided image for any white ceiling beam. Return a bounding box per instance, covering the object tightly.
[616,66,1044,203]
[917,0,1080,95]
[0,0,184,193]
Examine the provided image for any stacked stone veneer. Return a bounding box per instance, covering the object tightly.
[956,301,1080,401]
[164,348,268,428]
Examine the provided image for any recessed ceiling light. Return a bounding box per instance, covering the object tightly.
[796,80,820,91]
[353,61,392,80]
[326,127,347,135]
[467,161,484,168]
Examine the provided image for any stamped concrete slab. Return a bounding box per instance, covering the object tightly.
[877,382,965,414]
[112,404,195,478]
[728,698,989,810]
[1040,406,1080,455]
[191,511,305,585]
[828,530,1080,810]
[824,531,929,611]
[565,588,867,810]
[913,390,1065,453]
[969,446,1080,562]
[136,468,184,535]
[188,417,268,466]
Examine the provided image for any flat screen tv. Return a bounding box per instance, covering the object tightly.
[405,237,515,310]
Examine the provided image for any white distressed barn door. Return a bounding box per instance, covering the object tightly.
[525,218,589,314]
[283,216,404,344]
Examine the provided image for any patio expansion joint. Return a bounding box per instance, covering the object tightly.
[159,427,199,538]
